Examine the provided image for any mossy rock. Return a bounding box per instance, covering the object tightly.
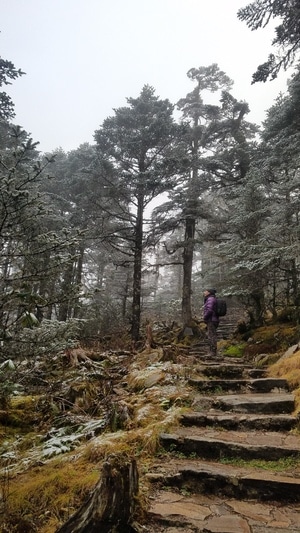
[251,324,299,350]
[255,352,282,368]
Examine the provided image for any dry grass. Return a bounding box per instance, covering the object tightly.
[1,402,182,532]
[83,406,182,463]
[4,321,299,532]
[2,458,99,532]
[268,349,300,414]
[268,350,300,388]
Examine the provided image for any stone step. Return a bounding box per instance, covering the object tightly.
[213,392,295,414]
[160,427,300,461]
[191,392,295,415]
[217,326,237,340]
[146,336,300,531]
[200,364,265,379]
[189,354,246,367]
[147,458,300,503]
[189,343,208,353]
[188,377,289,393]
[146,488,300,532]
[180,411,298,431]
[248,368,267,378]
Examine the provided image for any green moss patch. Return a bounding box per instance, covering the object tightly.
[223,343,246,357]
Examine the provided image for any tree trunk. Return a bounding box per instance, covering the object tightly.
[73,243,85,318]
[249,289,265,327]
[121,271,130,319]
[58,249,76,321]
[181,106,199,327]
[181,216,195,325]
[56,455,139,533]
[131,191,144,342]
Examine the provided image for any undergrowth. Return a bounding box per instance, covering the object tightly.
[2,319,300,531]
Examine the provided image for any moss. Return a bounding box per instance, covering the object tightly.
[0,410,35,429]
[220,456,300,472]
[242,323,299,358]
[223,343,246,358]
[250,324,299,351]
[10,396,40,410]
[0,396,42,430]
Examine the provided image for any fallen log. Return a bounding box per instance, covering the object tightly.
[56,454,139,533]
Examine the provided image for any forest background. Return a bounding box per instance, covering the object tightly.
[1,0,300,356]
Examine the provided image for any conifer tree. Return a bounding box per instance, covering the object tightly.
[94,85,179,341]
[153,65,255,325]
[238,0,300,82]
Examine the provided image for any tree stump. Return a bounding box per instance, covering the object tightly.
[145,323,155,349]
[65,347,91,366]
[56,454,139,533]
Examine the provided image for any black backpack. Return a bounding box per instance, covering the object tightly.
[216,298,227,317]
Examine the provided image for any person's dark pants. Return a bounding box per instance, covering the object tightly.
[207,321,218,356]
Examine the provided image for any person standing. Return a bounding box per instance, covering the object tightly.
[203,288,219,357]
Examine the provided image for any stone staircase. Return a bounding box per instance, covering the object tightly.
[144,352,300,532]
[217,319,238,340]
[189,314,239,357]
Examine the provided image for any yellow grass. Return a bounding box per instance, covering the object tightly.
[2,403,182,532]
[268,350,300,388]
[268,350,300,414]
[2,458,99,532]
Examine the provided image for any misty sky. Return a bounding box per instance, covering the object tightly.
[1,0,291,153]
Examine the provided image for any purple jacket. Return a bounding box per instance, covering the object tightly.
[204,295,219,324]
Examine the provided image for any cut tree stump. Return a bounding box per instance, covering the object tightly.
[56,454,139,533]
[65,347,92,366]
[144,323,156,350]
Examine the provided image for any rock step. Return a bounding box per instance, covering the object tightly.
[146,489,300,532]
[200,364,266,379]
[217,326,237,340]
[188,343,208,354]
[188,377,289,393]
[180,411,298,431]
[189,354,247,367]
[147,348,300,531]
[160,427,300,461]
[213,392,295,414]
[147,459,300,503]
[191,392,295,415]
